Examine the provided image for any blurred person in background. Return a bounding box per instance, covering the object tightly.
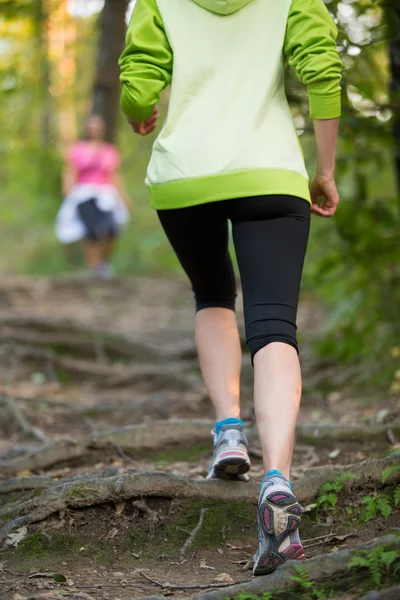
[119,0,341,576]
[56,114,131,279]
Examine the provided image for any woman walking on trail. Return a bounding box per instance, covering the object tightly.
[56,114,131,279]
[119,0,341,576]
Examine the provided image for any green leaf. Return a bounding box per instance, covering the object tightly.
[382,465,400,484]
[376,496,393,520]
[52,574,67,582]
[380,550,398,570]
[394,485,400,507]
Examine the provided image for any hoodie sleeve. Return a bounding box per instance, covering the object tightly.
[284,0,342,120]
[119,0,173,122]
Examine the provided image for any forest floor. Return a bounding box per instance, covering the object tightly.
[0,276,399,600]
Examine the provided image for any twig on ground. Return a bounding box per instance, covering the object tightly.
[76,584,146,591]
[1,394,48,443]
[140,571,251,591]
[180,507,208,562]
[303,532,352,550]
[387,428,398,445]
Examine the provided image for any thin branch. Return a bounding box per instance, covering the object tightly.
[2,394,48,443]
[140,571,251,591]
[180,507,208,561]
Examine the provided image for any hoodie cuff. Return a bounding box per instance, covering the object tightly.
[120,84,155,123]
[308,84,341,120]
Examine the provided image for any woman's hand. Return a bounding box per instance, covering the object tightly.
[310,173,340,217]
[128,107,159,136]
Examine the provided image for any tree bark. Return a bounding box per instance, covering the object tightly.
[35,0,52,147]
[92,0,129,142]
[387,2,400,195]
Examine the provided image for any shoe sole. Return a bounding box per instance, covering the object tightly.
[253,489,304,576]
[213,452,251,479]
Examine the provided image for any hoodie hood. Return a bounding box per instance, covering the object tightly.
[191,0,254,15]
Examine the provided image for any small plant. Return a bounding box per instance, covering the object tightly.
[382,464,400,483]
[382,461,400,508]
[289,566,332,599]
[349,545,400,586]
[316,473,358,511]
[360,494,393,522]
[394,485,400,508]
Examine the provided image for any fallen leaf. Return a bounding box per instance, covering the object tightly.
[214,573,233,582]
[114,501,125,516]
[112,460,123,467]
[16,469,32,478]
[200,559,216,570]
[52,573,66,582]
[328,448,341,459]
[5,527,27,547]
[107,527,119,540]
[217,548,224,555]
[303,503,317,513]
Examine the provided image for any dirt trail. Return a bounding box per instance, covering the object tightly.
[0,276,399,600]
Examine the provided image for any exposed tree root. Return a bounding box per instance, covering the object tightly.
[140,570,250,590]
[194,535,400,599]
[295,423,400,446]
[5,343,197,392]
[180,507,208,562]
[358,586,400,600]
[0,467,119,495]
[2,414,398,475]
[0,438,87,476]
[1,394,48,443]
[0,315,160,361]
[12,593,96,600]
[1,456,399,540]
[91,419,214,453]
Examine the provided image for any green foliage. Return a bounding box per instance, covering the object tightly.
[382,465,400,484]
[316,473,358,511]
[289,566,332,600]
[394,486,400,508]
[349,545,400,587]
[360,494,393,522]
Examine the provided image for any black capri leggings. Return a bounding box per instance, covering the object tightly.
[158,195,310,361]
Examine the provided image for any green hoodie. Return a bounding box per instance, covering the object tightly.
[119,0,342,210]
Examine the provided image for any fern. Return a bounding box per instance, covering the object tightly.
[317,473,358,511]
[331,472,359,492]
[382,465,400,484]
[360,496,377,522]
[349,546,400,587]
[394,485,400,507]
[376,495,393,520]
[290,565,314,589]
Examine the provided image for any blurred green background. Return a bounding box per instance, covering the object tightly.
[0,0,399,387]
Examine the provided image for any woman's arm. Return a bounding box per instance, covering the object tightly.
[119,0,173,126]
[284,0,342,217]
[310,118,340,217]
[62,164,76,197]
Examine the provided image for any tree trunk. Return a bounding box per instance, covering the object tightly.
[35,0,52,147]
[387,2,400,195]
[92,0,129,142]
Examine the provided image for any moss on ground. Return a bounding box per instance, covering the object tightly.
[149,441,212,464]
[125,498,257,558]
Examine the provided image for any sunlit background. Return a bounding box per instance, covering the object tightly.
[0,0,399,389]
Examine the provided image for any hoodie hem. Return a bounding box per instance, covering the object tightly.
[148,169,311,210]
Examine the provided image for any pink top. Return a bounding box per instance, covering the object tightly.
[69,141,120,186]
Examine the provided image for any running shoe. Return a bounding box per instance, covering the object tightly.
[253,473,304,576]
[206,424,251,481]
